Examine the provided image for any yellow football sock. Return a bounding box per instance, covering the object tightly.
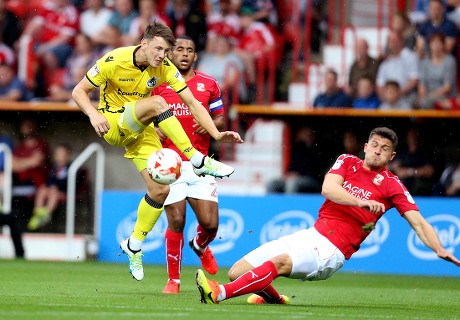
[132,194,164,241]
[157,114,196,160]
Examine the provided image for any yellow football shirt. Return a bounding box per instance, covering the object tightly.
[86,45,187,113]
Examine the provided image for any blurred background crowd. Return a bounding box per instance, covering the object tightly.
[2,0,460,203]
[1,0,317,104]
[3,0,460,110]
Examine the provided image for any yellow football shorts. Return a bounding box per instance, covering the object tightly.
[100,102,162,172]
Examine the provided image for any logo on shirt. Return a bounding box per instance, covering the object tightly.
[119,78,135,82]
[146,76,158,88]
[197,83,205,92]
[117,88,150,98]
[404,191,415,204]
[105,55,114,62]
[332,159,343,170]
[169,103,192,116]
[163,59,170,66]
[342,181,372,200]
[373,174,384,186]
[174,70,184,82]
[89,64,100,77]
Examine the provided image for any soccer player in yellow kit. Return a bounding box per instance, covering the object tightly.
[72,22,243,281]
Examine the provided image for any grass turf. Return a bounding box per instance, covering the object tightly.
[0,259,459,320]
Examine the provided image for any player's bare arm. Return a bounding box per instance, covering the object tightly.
[322,173,385,214]
[178,88,243,143]
[72,77,110,137]
[403,210,460,266]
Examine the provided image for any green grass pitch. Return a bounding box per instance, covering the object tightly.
[0,259,459,320]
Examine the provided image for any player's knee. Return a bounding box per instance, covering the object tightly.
[228,258,252,281]
[167,213,186,231]
[271,253,293,275]
[148,95,169,114]
[136,96,168,118]
[147,184,169,201]
[199,223,218,234]
[227,266,239,281]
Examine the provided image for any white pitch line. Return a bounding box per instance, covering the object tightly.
[4,303,451,320]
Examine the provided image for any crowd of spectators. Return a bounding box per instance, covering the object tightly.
[1,0,311,104]
[0,117,90,257]
[3,0,460,198]
[4,0,460,109]
[315,0,460,111]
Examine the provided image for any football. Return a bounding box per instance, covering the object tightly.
[147,148,182,185]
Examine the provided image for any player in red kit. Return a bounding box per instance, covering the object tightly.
[195,127,460,304]
[153,35,224,294]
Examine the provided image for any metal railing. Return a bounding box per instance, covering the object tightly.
[65,143,105,244]
[0,143,12,215]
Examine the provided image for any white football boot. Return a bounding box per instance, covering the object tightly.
[193,156,234,178]
[120,238,144,281]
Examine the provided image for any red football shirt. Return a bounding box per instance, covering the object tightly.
[153,71,225,160]
[13,138,50,188]
[33,2,79,43]
[314,154,419,259]
[237,21,274,55]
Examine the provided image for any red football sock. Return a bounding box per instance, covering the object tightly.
[223,261,279,299]
[195,225,216,249]
[258,284,282,303]
[164,229,184,281]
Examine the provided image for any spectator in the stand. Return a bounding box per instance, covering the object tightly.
[415,0,458,57]
[10,118,50,258]
[126,0,171,45]
[0,0,23,49]
[376,31,419,108]
[433,95,460,110]
[0,133,24,260]
[379,80,412,110]
[28,143,72,231]
[234,5,275,102]
[205,0,241,51]
[418,32,457,109]
[241,0,278,26]
[168,0,208,53]
[79,0,113,43]
[313,69,352,108]
[198,35,247,103]
[352,75,381,109]
[0,133,13,190]
[436,157,460,196]
[20,0,79,71]
[347,38,380,98]
[328,130,364,170]
[93,0,138,47]
[0,41,16,67]
[236,4,275,57]
[391,12,417,51]
[12,118,50,198]
[47,33,98,102]
[0,60,29,101]
[342,130,362,158]
[266,126,324,194]
[447,0,460,26]
[409,0,448,24]
[388,127,435,196]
